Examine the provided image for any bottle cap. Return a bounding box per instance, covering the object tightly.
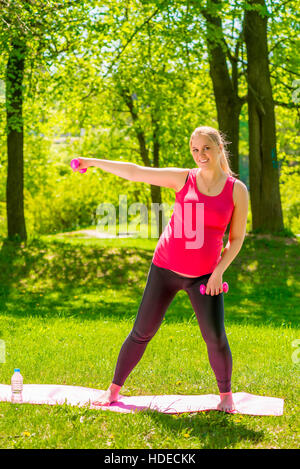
[14,368,20,372]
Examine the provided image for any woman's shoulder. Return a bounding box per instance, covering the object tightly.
[232,178,249,206]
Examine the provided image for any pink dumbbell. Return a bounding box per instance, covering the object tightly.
[70,158,87,173]
[200,282,229,295]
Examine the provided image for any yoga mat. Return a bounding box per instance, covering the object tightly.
[0,384,284,416]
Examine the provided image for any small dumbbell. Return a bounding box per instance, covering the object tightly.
[70,158,87,173]
[200,282,229,295]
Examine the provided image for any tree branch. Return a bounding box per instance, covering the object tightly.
[270,63,300,77]
[102,6,162,79]
[273,100,299,109]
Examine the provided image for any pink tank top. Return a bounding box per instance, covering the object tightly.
[152,167,236,276]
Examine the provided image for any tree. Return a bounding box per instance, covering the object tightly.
[85,2,205,237]
[5,34,27,242]
[200,0,247,177]
[243,0,284,232]
[0,0,91,242]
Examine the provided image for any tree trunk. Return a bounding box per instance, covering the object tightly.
[5,36,27,242]
[151,111,164,238]
[203,1,245,177]
[243,0,284,233]
[119,85,164,237]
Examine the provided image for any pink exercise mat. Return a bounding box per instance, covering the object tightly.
[0,384,284,416]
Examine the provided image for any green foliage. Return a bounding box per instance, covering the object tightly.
[280,168,300,234]
[276,106,300,235]
[0,0,299,239]
[25,165,108,235]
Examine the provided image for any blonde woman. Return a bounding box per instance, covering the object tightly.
[74,126,249,412]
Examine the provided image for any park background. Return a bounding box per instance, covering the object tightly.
[0,0,299,449]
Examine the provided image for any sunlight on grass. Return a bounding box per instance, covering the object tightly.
[0,234,299,448]
[246,260,258,272]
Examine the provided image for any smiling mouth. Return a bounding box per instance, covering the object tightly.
[199,159,209,163]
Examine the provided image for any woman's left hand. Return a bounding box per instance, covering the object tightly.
[205,271,224,296]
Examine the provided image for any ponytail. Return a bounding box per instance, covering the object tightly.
[220,148,235,177]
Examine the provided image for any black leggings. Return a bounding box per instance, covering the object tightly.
[112,262,232,393]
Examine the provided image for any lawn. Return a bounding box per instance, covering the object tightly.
[0,232,299,449]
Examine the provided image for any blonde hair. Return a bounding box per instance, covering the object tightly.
[189,126,237,177]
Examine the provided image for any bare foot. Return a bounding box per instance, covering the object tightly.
[216,391,235,413]
[92,383,121,406]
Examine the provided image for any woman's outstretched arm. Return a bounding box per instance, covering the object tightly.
[75,157,189,191]
[77,157,136,181]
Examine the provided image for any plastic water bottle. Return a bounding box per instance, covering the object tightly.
[11,368,23,403]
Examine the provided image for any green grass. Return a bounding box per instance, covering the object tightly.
[0,232,299,449]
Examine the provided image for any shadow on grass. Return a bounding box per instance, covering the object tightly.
[0,234,299,327]
[143,409,265,449]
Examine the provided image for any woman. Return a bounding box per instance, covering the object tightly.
[74,126,249,412]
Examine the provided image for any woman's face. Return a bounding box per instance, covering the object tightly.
[190,134,222,169]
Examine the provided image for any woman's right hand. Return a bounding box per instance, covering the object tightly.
[74,157,91,171]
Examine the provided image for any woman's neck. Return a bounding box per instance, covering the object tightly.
[198,166,226,184]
